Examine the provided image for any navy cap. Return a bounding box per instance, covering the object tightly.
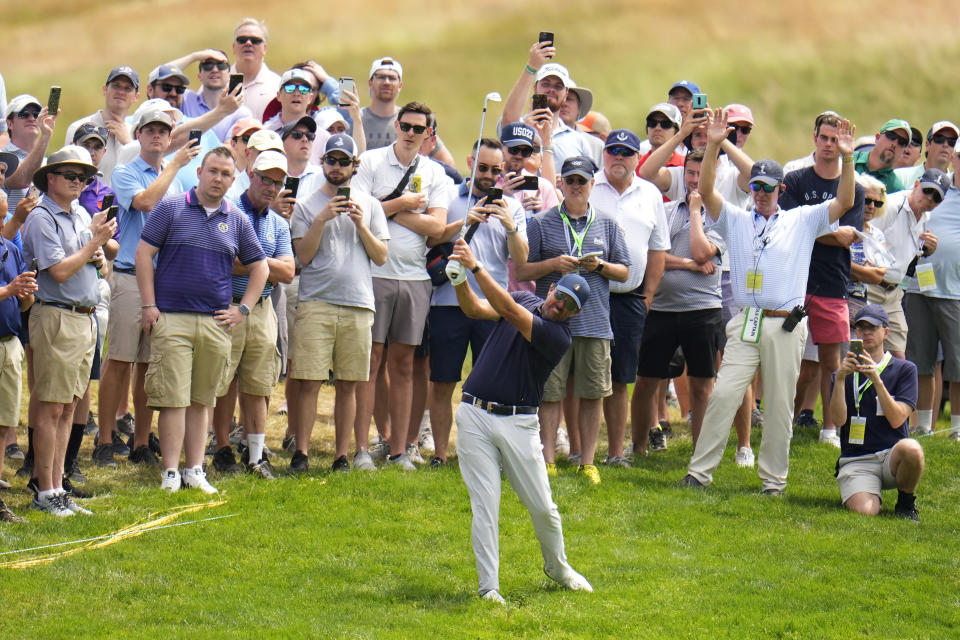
[324,133,358,157]
[560,155,597,180]
[106,65,140,90]
[919,168,950,199]
[749,159,784,186]
[500,121,536,148]
[148,64,190,86]
[854,303,889,327]
[669,80,700,96]
[73,122,108,145]
[556,273,591,309]
[281,115,317,139]
[604,129,641,152]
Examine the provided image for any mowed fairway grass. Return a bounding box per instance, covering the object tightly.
[3,0,960,637]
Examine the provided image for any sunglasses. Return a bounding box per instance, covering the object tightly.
[750,182,778,193]
[255,172,284,189]
[52,171,92,184]
[199,61,230,72]
[282,84,312,95]
[286,130,316,141]
[864,198,885,208]
[372,73,400,82]
[646,118,674,130]
[554,291,579,312]
[922,188,943,204]
[605,146,637,158]
[730,124,753,135]
[398,122,428,134]
[507,146,536,158]
[883,130,908,147]
[235,36,264,45]
[15,108,41,119]
[323,155,353,167]
[233,134,252,145]
[564,175,589,186]
[476,163,502,175]
[156,83,186,95]
[931,133,958,146]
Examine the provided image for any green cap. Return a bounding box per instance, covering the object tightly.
[878,118,910,140]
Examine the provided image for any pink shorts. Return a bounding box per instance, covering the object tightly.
[806,295,849,344]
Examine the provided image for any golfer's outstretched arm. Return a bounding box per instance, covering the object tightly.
[451,239,534,341]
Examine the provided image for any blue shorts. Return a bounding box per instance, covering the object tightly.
[609,292,647,384]
[428,306,495,382]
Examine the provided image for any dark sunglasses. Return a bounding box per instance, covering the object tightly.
[233,134,252,145]
[398,122,428,134]
[235,36,264,45]
[564,175,589,186]
[507,146,536,158]
[323,155,353,167]
[883,130,908,147]
[52,171,92,184]
[282,84,312,95]
[156,83,186,95]
[931,133,958,146]
[605,146,637,158]
[286,130,316,141]
[646,118,674,130]
[922,188,943,204]
[750,182,777,193]
[199,61,230,72]
[476,163,502,175]
[730,124,753,135]
[554,291,579,312]
[255,172,284,189]
[15,108,41,119]
[863,198,885,208]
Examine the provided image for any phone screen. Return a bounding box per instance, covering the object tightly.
[229,74,244,93]
[338,77,355,107]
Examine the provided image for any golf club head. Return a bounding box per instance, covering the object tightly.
[485,92,502,103]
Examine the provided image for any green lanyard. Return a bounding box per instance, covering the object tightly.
[558,201,595,257]
[853,351,892,416]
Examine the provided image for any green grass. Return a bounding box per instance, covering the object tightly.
[2,421,959,638]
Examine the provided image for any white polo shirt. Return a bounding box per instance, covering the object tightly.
[231,63,280,123]
[871,190,928,285]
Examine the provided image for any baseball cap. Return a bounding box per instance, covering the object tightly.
[854,303,889,327]
[535,63,573,88]
[252,150,288,175]
[669,80,700,97]
[230,117,262,139]
[315,109,348,133]
[647,102,682,129]
[500,122,537,148]
[878,118,910,140]
[136,109,174,132]
[281,116,317,139]
[725,104,755,126]
[247,129,284,152]
[106,65,140,90]
[909,127,923,146]
[148,64,189,86]
[749,159,784,186]
[0,151,19,178]
[556,273,591,310]
[927,121,960,141]
[560,156,596,180]
[567,85,593,121]
[6,95,42,118]
[73,123,108,145]
[919,168,950,199]
[578,111,611,139]
[604,129,641,152]
[324,133,358,157]
[280,68,314,87]
[369,57,403,80]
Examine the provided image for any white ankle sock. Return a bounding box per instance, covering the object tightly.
[918,410,933,431]
[248,433,265,464]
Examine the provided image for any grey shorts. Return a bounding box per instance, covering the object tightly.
[904,293,960,379]
[371,278,432,346]
[837,448,897,504]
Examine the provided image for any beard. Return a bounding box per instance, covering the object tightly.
[324,170,350,186]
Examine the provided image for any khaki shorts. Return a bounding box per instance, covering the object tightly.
[106,271,150,363]
[837,448,898,504]
[543,336,612,401]
[371,278,431,346]
[285,275,300,352]
[220,300,281,397]
[145,312,232,408]
[29,303,96,404]
[0,337,24,426]
[290,300,374,381]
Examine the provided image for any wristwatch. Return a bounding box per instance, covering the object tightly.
[471,263,483,274]
[595,260,605,274]
[238,303,250,316]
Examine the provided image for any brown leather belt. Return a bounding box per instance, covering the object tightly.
[762,309,790,318]
[40,301,96,314]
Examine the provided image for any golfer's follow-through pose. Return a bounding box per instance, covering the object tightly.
[447,237,593,604]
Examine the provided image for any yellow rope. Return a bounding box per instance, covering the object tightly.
[1,500,225,570]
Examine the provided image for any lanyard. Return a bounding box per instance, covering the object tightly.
[853,351,892,415]
[558,201,595,257]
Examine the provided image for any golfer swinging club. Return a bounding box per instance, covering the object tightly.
[447,237,593,604]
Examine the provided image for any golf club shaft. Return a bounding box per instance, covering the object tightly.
[461,100,491,243]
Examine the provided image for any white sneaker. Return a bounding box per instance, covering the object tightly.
[481,589,506,605]
[160,468,181,492]
[950,429,960,441]
[555,426,571,458]
[387,453,417,471]
[913,425,933,436]
[31,492,74,517]
[545,566,593,592]
[61,493,93,515]
[369,436,390,462]
[182,466,218,494]
[734,446,755,468]
[818,429,841,448]
[418,416,435,456]
[405,443,426,465]
[353,449,377,471]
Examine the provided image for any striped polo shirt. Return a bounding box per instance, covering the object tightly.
[141,188,265,313]
[232,192,292,300]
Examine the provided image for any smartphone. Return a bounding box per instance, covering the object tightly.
[336,186,350,199]
[539,31,554,58]
[48,86,61,115]
[100,194,114,210]
[532,94,548,111]
[106,205,118,222]
[486,187,503,202]
[229,73,244,94]
[692,93,708,110]
[338,77,355,107]
[284,176,300,198]
[849,339,864,357]
[579,250,603,260]
[519,175,540,190]
[188,129,202,148]
[28,185,40,199]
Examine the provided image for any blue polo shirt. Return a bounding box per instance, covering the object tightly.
[141,188,265,313]
[112,156,185,271]
[462,291,572,407]
[0,238,25,338]
[838,355,917,457]
[232,191,292,299]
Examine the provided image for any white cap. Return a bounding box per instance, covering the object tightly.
[6,94,42,118]
[369,56,403,80]
[247,129,284,152]
[252,150,288,175]
[535,63,573,88]
[315,109,348,132]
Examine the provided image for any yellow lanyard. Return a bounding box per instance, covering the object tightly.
[853,351,892,416]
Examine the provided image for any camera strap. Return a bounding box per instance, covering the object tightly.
[382,156,420,203]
